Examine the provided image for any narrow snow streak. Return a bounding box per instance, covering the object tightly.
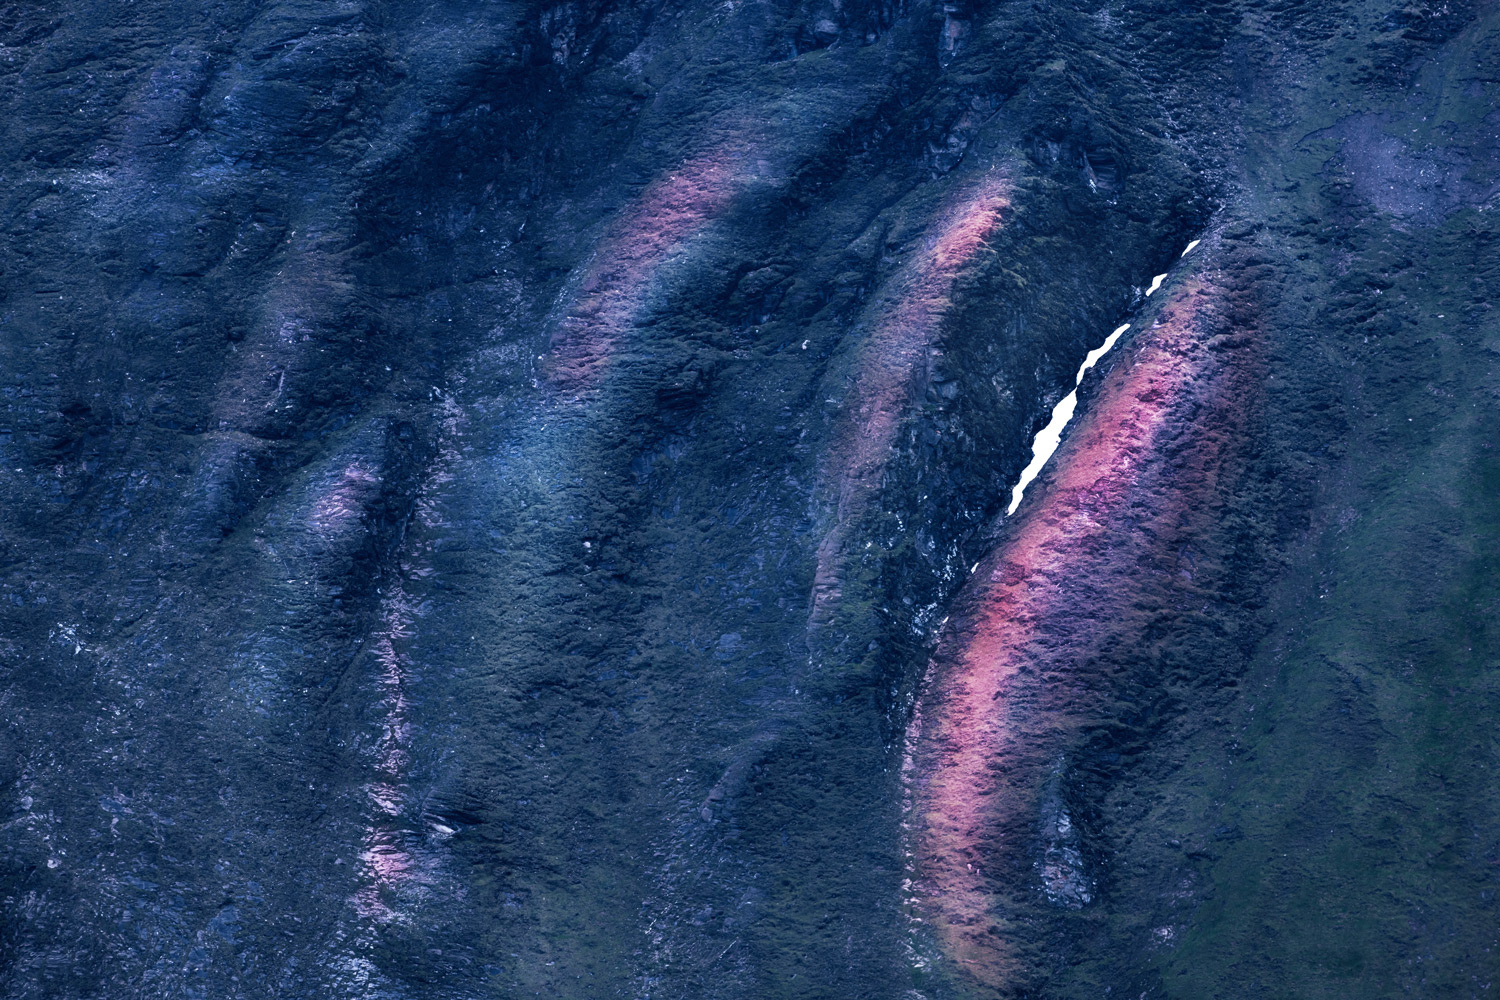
[1004,322,1133,515]
[1079,322,1132,379]
[1181,239,1200,257]
[1005,253,1185,516]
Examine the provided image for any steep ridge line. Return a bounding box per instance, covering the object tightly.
[810,173,1013,623]
[542,138,757,393]
[902,257,1260,991]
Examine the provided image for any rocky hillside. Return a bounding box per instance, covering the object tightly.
[0,0,1496,997]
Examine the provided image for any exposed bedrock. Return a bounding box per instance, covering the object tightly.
[0,0,1497,998]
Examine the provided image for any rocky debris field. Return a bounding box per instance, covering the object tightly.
[0,0,1498,997]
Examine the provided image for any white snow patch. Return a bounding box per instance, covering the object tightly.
[1077,323,1131,384]
[1005,386,1080,516]
[1181,239,1200,257]
[1005,324,1132,516]
[1003,241,1196,517]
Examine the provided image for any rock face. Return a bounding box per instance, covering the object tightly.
[0,1,1496,998]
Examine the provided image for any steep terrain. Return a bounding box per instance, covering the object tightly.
[0,0,1496,997]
